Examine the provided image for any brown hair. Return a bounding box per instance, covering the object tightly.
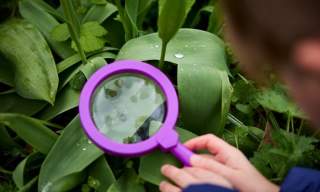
[221,0,320,78]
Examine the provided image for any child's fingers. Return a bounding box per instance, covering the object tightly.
[190,155,233,178]
[159,181,181,192]
[161,164,197,188]
[184,134,236,155]
[183,167,233,189]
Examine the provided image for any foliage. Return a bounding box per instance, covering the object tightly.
[0,0,319,191]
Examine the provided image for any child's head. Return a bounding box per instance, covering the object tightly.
[221,0,320,127]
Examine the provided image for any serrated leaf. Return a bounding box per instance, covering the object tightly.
[256,84,305,118]
[81,21,107,37]
[51,23,70,42]
[72,35,106,53]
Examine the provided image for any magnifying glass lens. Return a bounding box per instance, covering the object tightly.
[91,73,166,144]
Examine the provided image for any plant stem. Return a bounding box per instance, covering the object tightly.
[159,41,168,70]
[61,0,87,64]
[227,113,245,127]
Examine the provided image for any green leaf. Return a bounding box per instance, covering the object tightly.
[0,92,46,116]
[0,113,58,154]
[38,116,103,192]
[90,0,107,5]
[38,86,80,121]
[71,22,108,53]
[88,157,116,192]
[256,84,305,118]
[81,57,106,78]
[13,153,43,189]
[178,66,231,135]
[82,2,117,24]
[107,169,145,192]
[81,21,108,37]
[139,128,197,185]
[51,23,70,42]
[251,129,318,181]
[158,0,187,43]
[19,0,75,59]
[0,126,20,151]
[117,29,228,72]
[0,19,59,104]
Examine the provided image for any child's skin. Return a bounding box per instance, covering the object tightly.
[159,1,320,192]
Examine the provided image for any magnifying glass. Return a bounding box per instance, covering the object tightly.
[79,60,195,166]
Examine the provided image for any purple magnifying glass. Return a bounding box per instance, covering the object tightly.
[79,60,195,166]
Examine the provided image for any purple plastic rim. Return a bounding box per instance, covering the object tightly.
[79,60,179,157]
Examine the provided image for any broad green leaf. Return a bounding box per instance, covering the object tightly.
[87,157,115,192]
[0,55,14,86]
[256,84,305,118]
[0,19,59,104]
[0,92,46,116]
[19,0,74,59]
[117,29,228,72]
[38,116,103,192]
[139,128,197,185]
[38,86,80,121]
[51,23,70,42]
[158,0,186,43]
[82,3,117,23]
[107,169,145,192]
[178,66,230,135]
[0,114,58,154]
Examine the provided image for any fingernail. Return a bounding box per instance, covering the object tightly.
[161,164,170,173]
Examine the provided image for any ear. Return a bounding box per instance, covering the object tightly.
[293,39,320,72]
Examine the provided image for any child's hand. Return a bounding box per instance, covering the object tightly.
[160,134,280,192]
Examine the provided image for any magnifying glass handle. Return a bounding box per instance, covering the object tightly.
[170,143,195,167]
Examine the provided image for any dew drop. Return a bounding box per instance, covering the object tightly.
[174,53,184,59]
[87,140,92,144]
[82,147,87,151]
[154,45,160,48]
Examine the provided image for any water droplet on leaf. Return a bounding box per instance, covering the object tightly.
[174,53,184,59]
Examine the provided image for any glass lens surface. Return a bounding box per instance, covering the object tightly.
[91,73,166,144]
